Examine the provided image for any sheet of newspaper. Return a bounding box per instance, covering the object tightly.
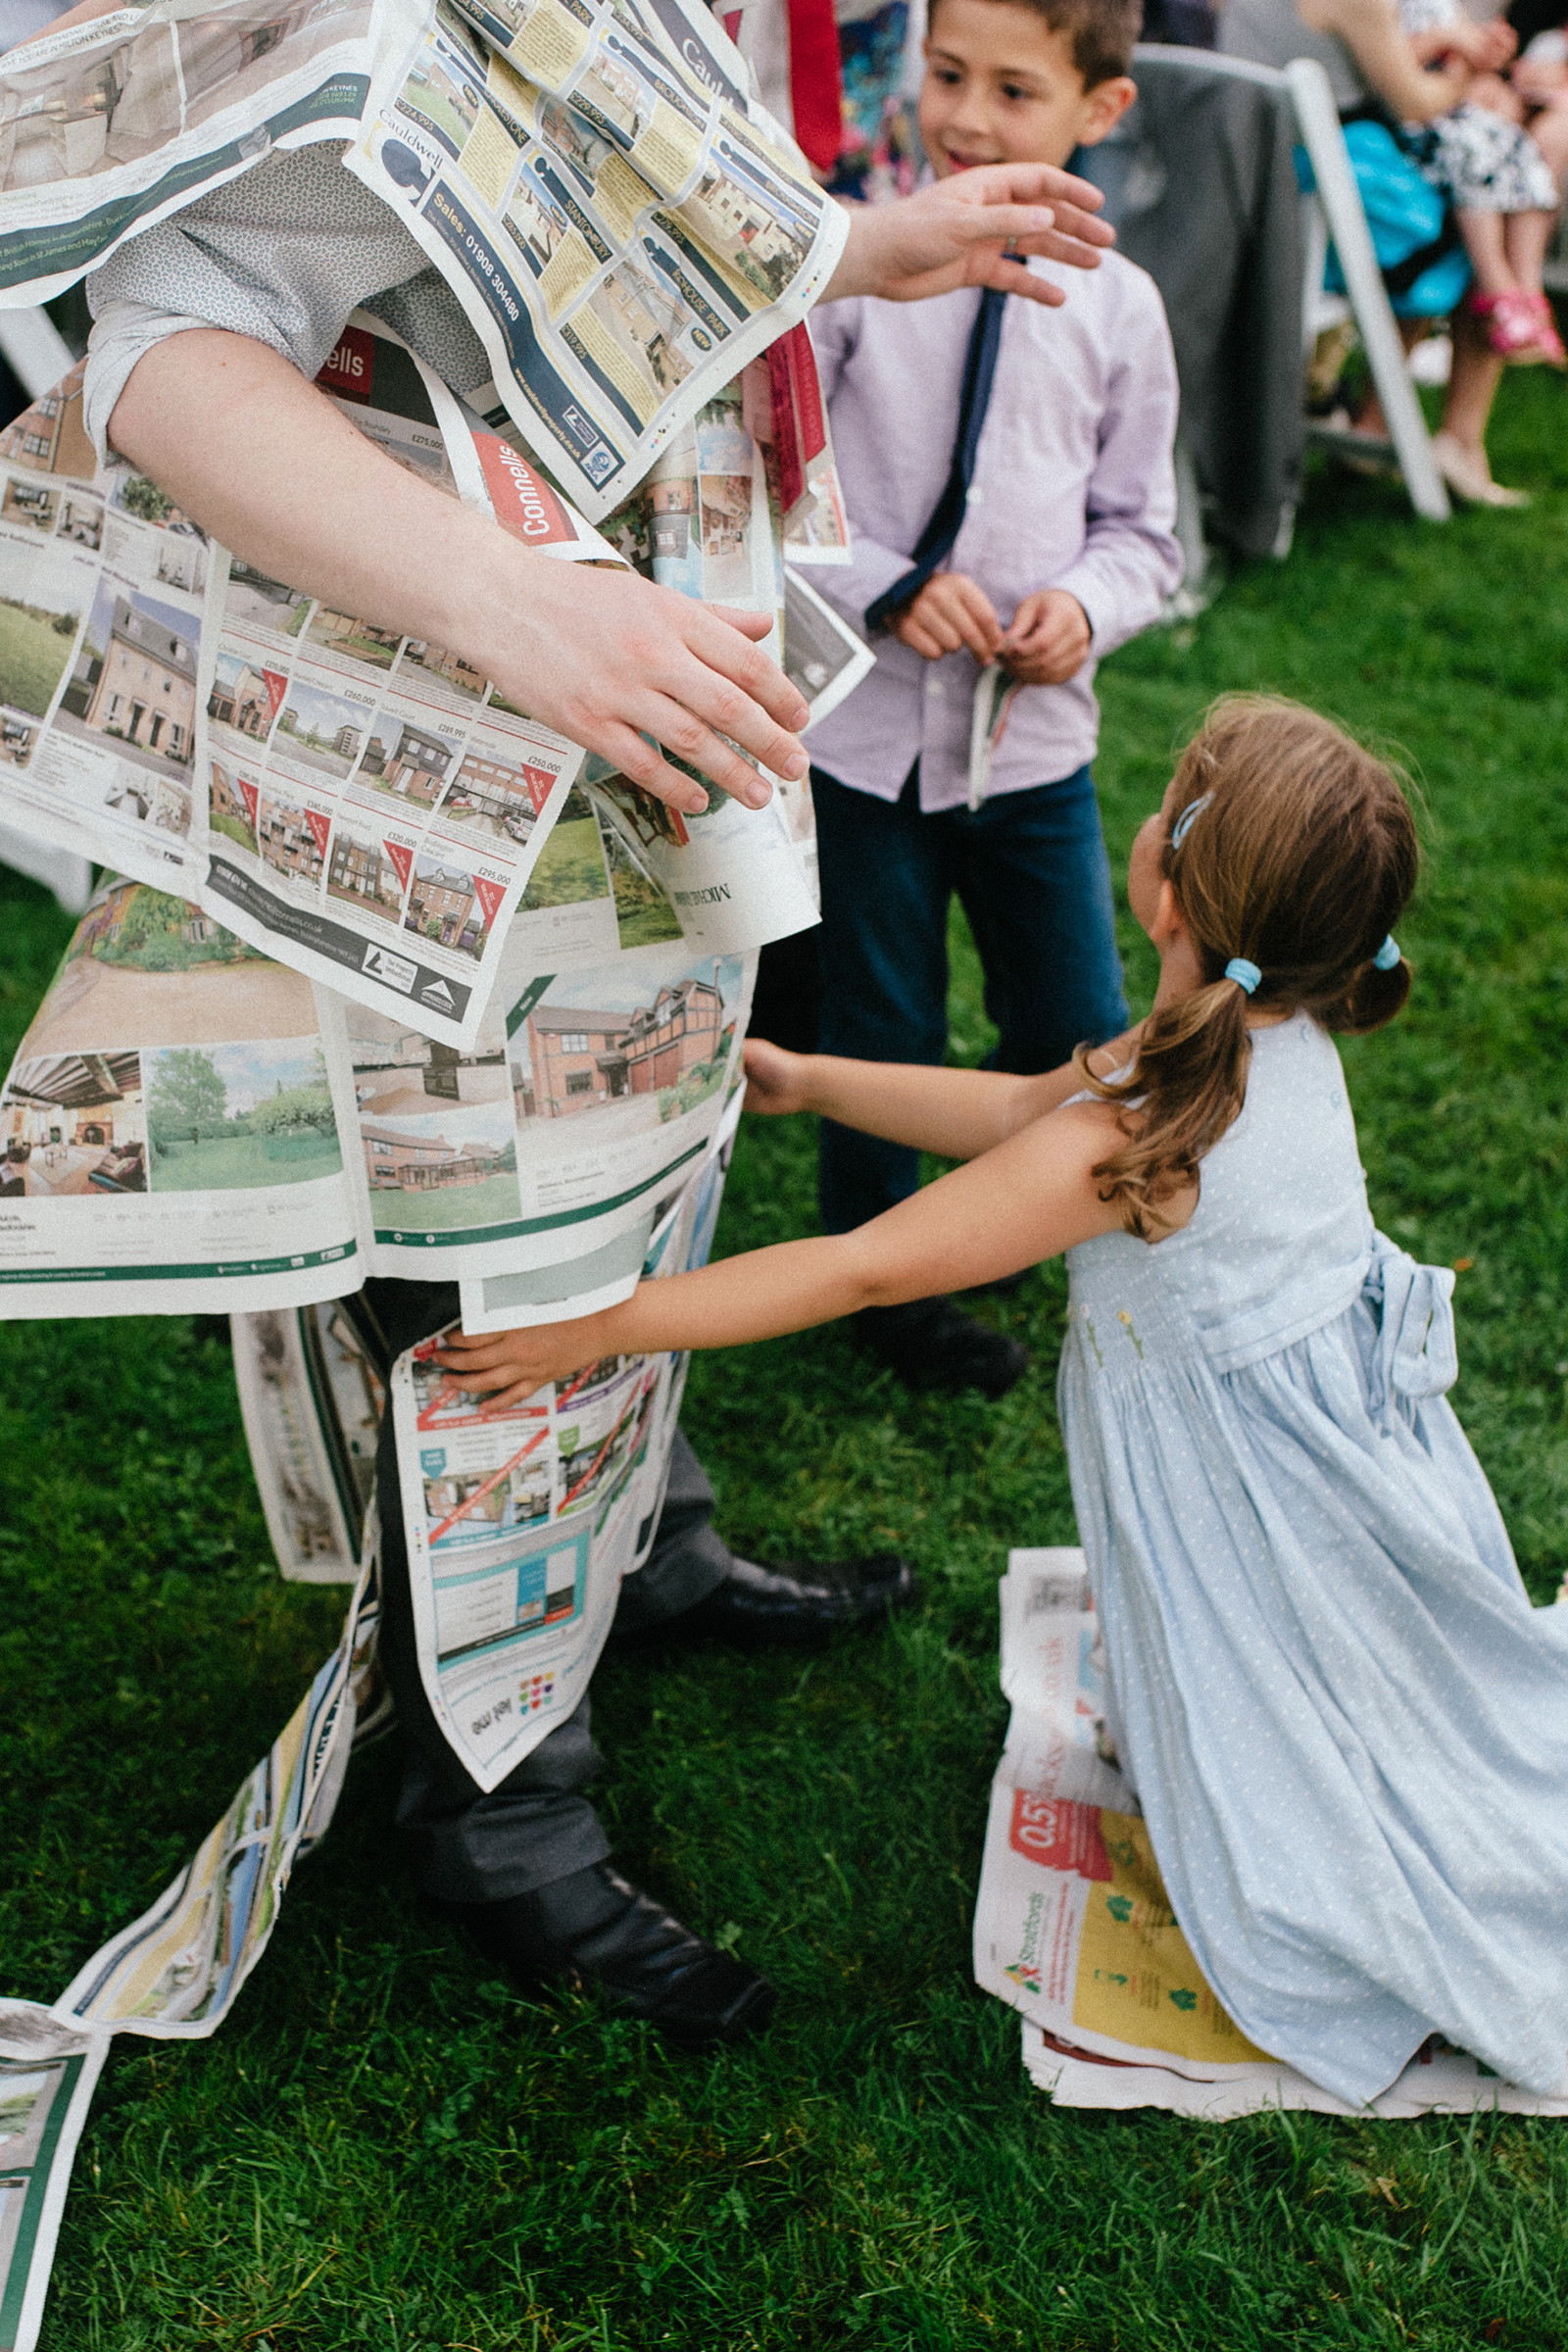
[786,564,872,730]
[233,1298,386,1578]
[967,662,1020,812]
[344,0,847,518]
[391,1102,719,1785]
[0,0,378,307]
[0,319,613,1047]
[0,875,368,1316]
[191,317,602,1046]
[0,1557,383,2352]
[0,2008,109,2352]
[976,1546,1568,2120]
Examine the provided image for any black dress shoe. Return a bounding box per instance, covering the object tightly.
[858,1296,1030,1399]
[675,1550,916,1648]
[452,1861,776,2051]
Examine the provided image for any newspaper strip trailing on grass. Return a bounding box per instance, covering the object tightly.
[0,874,368,1316]
[0,1554,386,2352]
[976,1547,1568,2120]
[346,0,848,519]
[0,2008,109,2352]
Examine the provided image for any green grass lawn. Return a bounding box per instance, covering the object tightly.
[0,600,77,718]
[3,368,1568,2350]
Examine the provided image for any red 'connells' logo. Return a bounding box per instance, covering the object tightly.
[316,325,375,403]
[475,432,573,545]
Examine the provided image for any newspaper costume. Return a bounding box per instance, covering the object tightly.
[0,0,877,2334]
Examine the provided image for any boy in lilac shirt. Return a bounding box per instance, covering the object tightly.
[808,0,1181,1396]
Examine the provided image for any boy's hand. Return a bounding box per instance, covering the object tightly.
[742,1037,814,1114]
[1001,590,1092,685]
[430,1313,630,1411]
[825,163,1114,309]
[892,571,1004,662]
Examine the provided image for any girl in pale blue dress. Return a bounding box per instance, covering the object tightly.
[437,694,1568,2107]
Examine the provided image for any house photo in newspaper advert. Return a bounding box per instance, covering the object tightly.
[0,878,361,1317]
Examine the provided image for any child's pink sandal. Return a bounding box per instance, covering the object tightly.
[1467,287,1554,364]
[1524,291,1568,368]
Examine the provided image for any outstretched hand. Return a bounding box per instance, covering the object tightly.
[824,163,1114,309]
[430,1318,626,1413]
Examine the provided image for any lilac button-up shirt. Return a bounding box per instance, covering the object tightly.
[806,251,1183,809]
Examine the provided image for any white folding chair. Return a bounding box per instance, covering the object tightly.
[1286,57,1450,520]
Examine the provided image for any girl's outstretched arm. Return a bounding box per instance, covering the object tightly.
[741,1032,1140,1161]
[433,1098,1130,1406]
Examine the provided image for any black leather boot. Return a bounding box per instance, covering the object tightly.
[672,1550,916,1648]
[452,1862,776,2050]
[858,1296,1030,1399]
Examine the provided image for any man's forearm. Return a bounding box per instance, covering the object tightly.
[107,329,808,808]
[110,330,508,656]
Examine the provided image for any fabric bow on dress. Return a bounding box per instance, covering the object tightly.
[1362,1231,1458,1431]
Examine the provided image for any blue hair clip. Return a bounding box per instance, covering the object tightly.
[1225,957,1261,995]
[1373,936,1401,970]
[1169,792,1211,850]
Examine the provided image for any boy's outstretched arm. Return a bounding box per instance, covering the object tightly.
[741,1033,1140,1160]
[108,333,806,815]
[433,1096,1131,1406]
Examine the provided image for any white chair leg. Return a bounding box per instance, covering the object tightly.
[1286,57,1450,522]
[0,305,74,402]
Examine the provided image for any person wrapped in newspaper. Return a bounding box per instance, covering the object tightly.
[438,696,1568,2113]
[0,0,1119,2067]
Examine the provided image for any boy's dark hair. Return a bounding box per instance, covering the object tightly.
[972,0,1142,88]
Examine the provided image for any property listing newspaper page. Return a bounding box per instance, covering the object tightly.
[0,878,363,1318]
[455,1056,740,1329]
[0,0,379,306]
[345,0,848,519]
[392,1318,669,1786]
[0,2008,109,2352]
[0,361,212,895]
[318,921,756,1283]
[977,1548,1568,2121]
[232,1299,387,1581]
[194,320,597,1048]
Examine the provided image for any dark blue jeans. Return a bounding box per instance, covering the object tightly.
[813,760,1128,1235]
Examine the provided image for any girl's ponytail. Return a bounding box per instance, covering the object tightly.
[1079,698,1419,1238]
[1073,973,1252,1240]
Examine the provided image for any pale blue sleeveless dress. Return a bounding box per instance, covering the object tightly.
[1059,1011,1568,2105]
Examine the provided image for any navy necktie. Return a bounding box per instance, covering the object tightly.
[864,287,1006,635]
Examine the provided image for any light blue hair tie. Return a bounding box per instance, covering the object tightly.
[1373,936,1401,970]
[1225,957,1261,995]
[1169,792,1211,850]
